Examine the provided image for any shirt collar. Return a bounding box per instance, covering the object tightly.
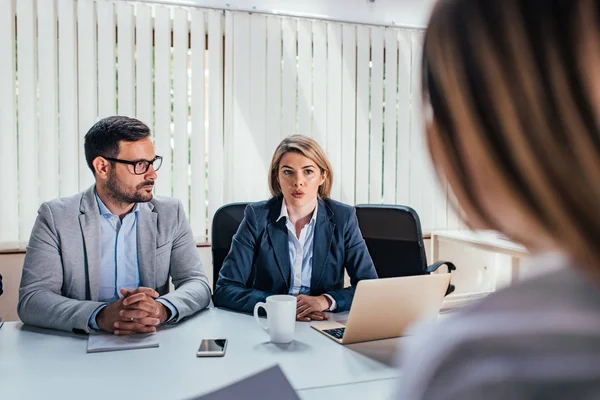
[277,198,318,224]
[95,191,140,217]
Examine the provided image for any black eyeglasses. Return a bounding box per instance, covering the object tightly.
[103,155,163,175]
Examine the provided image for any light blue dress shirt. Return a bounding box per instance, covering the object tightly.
[277,200,336,310]
[88,193,177,330]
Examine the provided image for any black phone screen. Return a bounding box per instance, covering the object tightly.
[197,339,227,355]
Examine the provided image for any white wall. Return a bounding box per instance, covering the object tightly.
[151,0,436,28]
[5,1,451,245]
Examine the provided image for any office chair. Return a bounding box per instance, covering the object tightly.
[355,204,456,295]
[211,202,250,290]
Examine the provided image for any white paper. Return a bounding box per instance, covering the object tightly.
[87,332,159,353]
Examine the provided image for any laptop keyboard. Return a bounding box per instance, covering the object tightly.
[323,327,345,339]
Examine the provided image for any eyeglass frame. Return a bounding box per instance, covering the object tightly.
[103,155,163,175]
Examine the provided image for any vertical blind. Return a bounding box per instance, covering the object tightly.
[0,0,460,246]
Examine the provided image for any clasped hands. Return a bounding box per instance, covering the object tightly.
[296,294,331,322]
[97,287,170,335]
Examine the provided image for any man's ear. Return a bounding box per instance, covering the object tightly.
[92,157,110,180]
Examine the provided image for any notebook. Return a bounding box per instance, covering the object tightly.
[87,332,159,353]
[190,365,299,400]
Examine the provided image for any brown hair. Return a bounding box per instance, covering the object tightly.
[423,0,600,280]
[268,135,333,198]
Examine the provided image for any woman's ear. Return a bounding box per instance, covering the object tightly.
[319,170,327,186]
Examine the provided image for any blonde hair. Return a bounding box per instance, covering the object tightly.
[423,0,600,280]
[268,135,333,198]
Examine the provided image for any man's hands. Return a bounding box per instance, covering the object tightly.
[121,287,170,325]
[296,295,331,322]
[96,287,170,335]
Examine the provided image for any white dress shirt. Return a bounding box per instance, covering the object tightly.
[277,199,337,311]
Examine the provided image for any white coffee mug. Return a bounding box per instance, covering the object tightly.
[253,295,297,344]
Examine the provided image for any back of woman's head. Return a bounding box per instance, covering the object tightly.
[423,0,600,278]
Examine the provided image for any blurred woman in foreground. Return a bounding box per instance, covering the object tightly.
[400,0,600,398]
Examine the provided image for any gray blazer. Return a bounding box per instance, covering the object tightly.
[398,253,600,399]
[18,186,211,334]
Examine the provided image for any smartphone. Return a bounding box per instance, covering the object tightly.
[196,338,227,357]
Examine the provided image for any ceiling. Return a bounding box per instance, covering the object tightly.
[142,0,436,28]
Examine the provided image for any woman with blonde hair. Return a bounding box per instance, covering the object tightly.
[214,135,377,321]
[399,0,600,398]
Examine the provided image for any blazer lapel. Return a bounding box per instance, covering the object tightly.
[311,199,335,291]
[266,197,291,290]
[79,186,102,301]
[137,203,157,289]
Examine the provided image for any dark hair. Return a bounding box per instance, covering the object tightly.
[84,116,151,174]
[423,0,600,280]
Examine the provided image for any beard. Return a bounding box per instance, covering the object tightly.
[105,169,154,206]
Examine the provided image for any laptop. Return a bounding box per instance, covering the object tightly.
[311,273,451,344]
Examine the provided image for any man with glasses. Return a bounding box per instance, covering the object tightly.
[18,116,211,334]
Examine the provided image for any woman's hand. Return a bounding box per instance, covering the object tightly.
[296,295,331,321]
[301,311,330,322]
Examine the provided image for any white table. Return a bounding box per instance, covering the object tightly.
[297,377,401,399]
[0,308,404,399]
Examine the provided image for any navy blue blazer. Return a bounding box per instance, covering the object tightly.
[213,196,378,314]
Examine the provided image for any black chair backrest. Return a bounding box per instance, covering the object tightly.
[355,204,428,278]
[211,202,249,290]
